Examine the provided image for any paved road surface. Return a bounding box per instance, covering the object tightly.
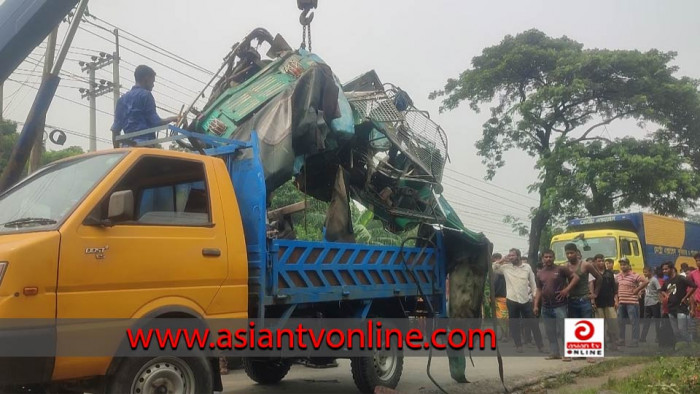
[220,356,590,394]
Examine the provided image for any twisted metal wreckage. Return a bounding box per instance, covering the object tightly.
[178,28,493,382]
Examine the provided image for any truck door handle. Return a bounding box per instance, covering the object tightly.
[202,248,221,257]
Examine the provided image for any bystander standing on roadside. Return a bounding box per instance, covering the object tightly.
[491,253,510,342]
[640,266,662,343]
[565,244,602,319]
[616,258,648,347]
[493,248,545,354]
[520,255,535,346]
[534,249,579,361]
[590,254,619,351]
[660,262,697,347]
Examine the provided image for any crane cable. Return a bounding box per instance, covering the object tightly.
[298,0,317,51]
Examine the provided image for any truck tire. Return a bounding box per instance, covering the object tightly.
[105,356,213,394]
[242,358,291,385]
[351,351,403,393]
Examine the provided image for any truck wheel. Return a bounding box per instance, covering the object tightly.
[242,358,291,385]
[105,356,212,394]
[351,351,403,393]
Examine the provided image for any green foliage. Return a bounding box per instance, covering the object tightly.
[41,146,85,165]
[0,119,19,173]
[503,214,565,254]
[269,180,328,241]
[602,357,700,394]
[551,138,699,217]
[431,29,700,260]
[1,120,85,177]
[503,215,529,236]
[268,180,408,245]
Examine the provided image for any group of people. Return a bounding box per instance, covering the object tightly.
[491,245,699,361]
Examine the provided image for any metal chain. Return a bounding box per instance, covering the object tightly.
[301,24,307,50]
[307,23,312,52]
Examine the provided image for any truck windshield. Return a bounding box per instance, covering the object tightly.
[0,153,125,233]
[551,237,618,261]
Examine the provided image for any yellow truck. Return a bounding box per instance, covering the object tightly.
[551,212,700,272]
[0,133,483,393]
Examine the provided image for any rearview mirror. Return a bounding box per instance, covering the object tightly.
[108,190,134,222]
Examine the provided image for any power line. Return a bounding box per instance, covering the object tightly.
[87,14,214,76]
[78,25,209,86]
[5,51,46,112]
[96,64,196,103]
[14,82,114,117]
[7,77,84,90]
[12,120,113,145]
[443,173,535,210]
[445,198,525,222]
[442,180,532,215]
[445,167,540,203]
[120,59,201,95]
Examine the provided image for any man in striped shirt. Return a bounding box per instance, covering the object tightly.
[616,258,649,347]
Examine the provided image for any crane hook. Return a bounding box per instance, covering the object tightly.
[299,8,314,25]
[297,0,317,25]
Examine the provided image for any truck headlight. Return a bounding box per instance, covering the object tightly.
[0,262,7,287]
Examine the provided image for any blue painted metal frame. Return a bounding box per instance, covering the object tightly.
[265,237,447,309]
[120,125,448,318]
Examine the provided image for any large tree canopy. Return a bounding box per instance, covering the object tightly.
[552,138,699,217]
[431,29,700,265]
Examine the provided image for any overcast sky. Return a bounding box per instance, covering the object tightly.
[3,0,700,254]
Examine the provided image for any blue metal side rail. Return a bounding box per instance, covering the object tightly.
[265,238,446,305]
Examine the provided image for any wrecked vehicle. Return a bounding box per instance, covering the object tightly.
[183,27,493,383]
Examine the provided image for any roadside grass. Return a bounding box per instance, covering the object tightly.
[541,372,575,389]
[577,356,654,377]
[538,356,654,390]
[600,356,700,393]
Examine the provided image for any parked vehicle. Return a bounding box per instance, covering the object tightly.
[551,212,700,272]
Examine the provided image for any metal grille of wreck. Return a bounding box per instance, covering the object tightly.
[345,84,449,183]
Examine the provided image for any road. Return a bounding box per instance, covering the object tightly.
[220,355,590,394]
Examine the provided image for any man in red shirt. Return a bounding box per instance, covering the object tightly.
[686,253,700,341]
[616,258,649,347]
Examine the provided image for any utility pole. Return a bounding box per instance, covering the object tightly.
[112,28,121,111]
[29,28,58,173]
[79,52,113,152]
[0,82,4,121]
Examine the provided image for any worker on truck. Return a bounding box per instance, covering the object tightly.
[111,65,179,147]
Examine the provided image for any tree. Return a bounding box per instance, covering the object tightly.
[269,180,412,244]
[431,29,700,265]
[552,138,699,217]
[0,119,19,173]
[41,146,85,165]
[1,119,85,176]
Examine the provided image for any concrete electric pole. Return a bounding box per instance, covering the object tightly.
[112,28,121,112]
[79,52,113,152]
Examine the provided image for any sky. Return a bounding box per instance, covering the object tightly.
[2,0,700,254]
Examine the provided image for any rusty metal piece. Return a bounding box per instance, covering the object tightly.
[207,118,228,136]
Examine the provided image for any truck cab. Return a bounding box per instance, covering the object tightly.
[551,229,644,273]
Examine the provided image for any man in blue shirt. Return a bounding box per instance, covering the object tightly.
[111,65,178,147]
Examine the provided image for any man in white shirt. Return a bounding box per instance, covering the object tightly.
[493,248,545,353]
